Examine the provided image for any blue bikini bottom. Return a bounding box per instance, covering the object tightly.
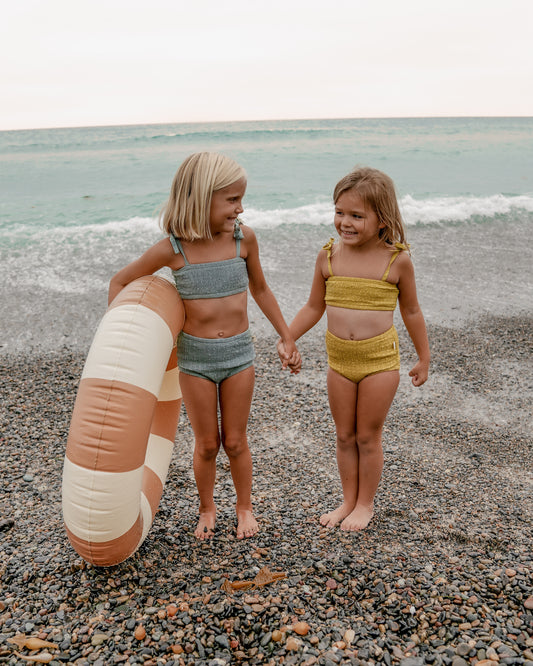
[177,329,255,384]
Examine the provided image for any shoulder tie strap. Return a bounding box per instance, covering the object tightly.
[234,219,244,240]
[234,219,244,257]
[322,238,335,276]
[169,235,189,264]
[381,242,409,280]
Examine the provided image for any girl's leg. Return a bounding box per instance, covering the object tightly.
[320,367,358,527]
[219,366,257,539]
[341,370,399,531]
[179,373,221,540]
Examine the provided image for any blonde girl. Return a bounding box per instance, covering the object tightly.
[283,167,429,531]
[109,152,300,540]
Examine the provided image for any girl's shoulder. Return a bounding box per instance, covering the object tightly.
[239,222,256,239]
[314,240,334,277]
[239,223,258,253]
[157,235,179,257]
[386,242,415,282]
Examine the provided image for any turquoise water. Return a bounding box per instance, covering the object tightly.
[1,117,532,351]
[2,117,533,234]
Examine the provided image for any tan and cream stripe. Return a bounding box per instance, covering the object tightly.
[62,276,184,566]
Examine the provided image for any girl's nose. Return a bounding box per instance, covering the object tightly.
[236,202,244,214]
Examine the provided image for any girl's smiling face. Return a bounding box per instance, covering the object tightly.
[209,177,246,235]
[334,189,384,246]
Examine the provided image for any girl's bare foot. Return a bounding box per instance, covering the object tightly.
[340,504,374,531]
[236,509,258,539]
[194,510,216,540]
[319,503,354,528]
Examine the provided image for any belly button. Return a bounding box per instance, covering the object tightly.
[350,334,355,340]
[217,331,224,338]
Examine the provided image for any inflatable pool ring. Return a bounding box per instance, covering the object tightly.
[62,276,184,566]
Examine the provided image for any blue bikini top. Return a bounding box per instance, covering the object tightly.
[170,225,248,300]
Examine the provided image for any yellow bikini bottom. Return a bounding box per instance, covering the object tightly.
[326,326,400,384]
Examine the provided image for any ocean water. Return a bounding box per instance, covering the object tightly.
[1,117,532,353]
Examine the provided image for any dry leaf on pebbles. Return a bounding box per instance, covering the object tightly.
[222,565,287,593]
[8,637,58,650]
[14,653,54,664]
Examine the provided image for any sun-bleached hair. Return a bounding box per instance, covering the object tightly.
[333,166,407,247]
[160,152,246,241]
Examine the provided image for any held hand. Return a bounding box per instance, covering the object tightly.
[277,339,302,374]
[287,350,302,374]
[409,359,429,387]
[276,338,289,368]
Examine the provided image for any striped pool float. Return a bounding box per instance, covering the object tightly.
[62,276,184,566]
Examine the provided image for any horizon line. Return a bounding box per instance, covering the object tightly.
[2,114,533,133]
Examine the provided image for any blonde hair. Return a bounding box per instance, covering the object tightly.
[160,152,246,241]
[333,166,407,246]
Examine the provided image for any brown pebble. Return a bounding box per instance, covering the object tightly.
[134,625,146,640]
[344,629,355,644]
[285,636,301,651]
[292,621,310,636]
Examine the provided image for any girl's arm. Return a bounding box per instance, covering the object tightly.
[286,250,327,340]
[108,238,174,305]
[396,254,430,386]
[275,250,327,368]
[243,228,300,369]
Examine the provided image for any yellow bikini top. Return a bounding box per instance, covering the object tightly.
[324,238,407,311]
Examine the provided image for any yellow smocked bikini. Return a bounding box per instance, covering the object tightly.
[323,238,408,383]
[324,238,407,311]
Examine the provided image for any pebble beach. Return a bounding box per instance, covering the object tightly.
[1,117,533,665]
[1,311,532,666]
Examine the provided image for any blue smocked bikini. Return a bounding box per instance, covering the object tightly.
[170,222,255,383]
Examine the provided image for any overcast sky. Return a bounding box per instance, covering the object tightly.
[1,0,532,130]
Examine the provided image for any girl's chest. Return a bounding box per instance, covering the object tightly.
[332,250,391,281]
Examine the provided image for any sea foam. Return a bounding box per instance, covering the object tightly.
[243,193,533,228]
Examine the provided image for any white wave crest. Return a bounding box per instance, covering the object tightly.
[399,194,533,225]
[242,194,533,228]
[240,202,333,228]
[2,195,532,252]
[60,215,160,236]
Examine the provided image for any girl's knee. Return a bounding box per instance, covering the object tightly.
[355,430,382,452]
[336,430,356,450]
[222,435,248,459]
[196,437,221,460]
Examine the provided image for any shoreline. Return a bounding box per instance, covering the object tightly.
[2,216,533,357]
[1,313,532,664]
